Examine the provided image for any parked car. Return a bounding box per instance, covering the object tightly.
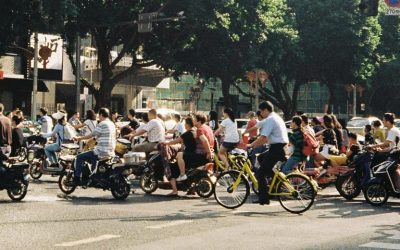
[347,117,382,136]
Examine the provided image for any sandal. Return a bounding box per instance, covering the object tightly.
[166,193,178,197]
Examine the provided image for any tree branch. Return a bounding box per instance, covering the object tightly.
[109,33,137,69]
[232,82,254,98]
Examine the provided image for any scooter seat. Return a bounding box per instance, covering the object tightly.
[12,163,29,169]
[61,143,80,150]
[60,155,76,162]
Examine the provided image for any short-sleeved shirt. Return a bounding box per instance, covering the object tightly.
[373,128,386,143]
[289,128,305,160]
[83,119,97,136]
[175,122,185,135]
[68,117,81,127]
[386,127,400,149]
[38,115,53,134]
[196,125,215,154]
[180,129,196,154]
[144,119,165,143]
[221,118,239,143]
[259,112,288,144]
[92,118,116,158]
[246,119,258,138]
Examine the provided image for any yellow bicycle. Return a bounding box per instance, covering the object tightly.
[214,161,316,214]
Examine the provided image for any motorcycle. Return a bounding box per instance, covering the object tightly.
[139,151,215,198]
[58,156,132,200]
[363,150,400,206]
[28,143,79,180]
[0,156,30,201]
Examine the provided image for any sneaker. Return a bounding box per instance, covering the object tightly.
[176,174,188,182]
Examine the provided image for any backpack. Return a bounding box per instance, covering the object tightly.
[63,123,77,141]
[302,131,319,156]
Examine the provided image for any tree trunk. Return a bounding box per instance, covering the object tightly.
[326,83,335,114]
[221,77,232,108]
[95,81,113,110]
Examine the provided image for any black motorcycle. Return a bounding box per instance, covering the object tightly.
[363,150,400,206]
[0,156,30,201]
[139,152,215,198]
[335,148,393,200]
[58,156,132,200]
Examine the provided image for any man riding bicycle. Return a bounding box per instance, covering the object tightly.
[73,108,116,184]
[247,101,288,205]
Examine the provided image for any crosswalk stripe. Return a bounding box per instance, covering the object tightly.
[146,220,193,229]
[360,242,400,250]
[54,234,121,247]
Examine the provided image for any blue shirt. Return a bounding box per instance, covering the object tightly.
[260,112,289,144]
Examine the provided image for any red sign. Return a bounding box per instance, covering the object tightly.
[0,70,3,80]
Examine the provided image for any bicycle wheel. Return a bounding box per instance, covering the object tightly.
[214,170,250,209]
[277,173,315,214]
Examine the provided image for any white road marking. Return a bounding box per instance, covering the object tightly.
[360,242,400,249]
[146,220,193,229]
[25,195,61,202]
[54,234,121,247]
[315,202,335,207]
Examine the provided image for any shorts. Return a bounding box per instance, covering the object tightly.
[221,142,238,152]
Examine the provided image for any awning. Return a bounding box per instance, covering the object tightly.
[0,78,49,92]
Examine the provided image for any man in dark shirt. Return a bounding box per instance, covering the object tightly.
[0,103,12,154]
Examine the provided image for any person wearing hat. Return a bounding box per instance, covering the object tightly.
[41,110,67,169]
[38,107,53,134]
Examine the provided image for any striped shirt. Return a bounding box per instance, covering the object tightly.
[92,118,116,158]
[290,128,305,160]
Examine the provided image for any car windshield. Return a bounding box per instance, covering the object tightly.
[347,119,370,127]
[236,120,248,129]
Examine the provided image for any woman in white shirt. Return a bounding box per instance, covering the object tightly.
[81,110,98,151]
[214,108,240,168]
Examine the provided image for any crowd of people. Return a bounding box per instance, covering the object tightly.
[1,101,400,203]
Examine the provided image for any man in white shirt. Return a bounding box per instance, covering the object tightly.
[38,107,53,134]
[126,109,165,153]
[369,113,400,152]
[247,101,288,205]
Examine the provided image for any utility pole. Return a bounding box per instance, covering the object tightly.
[75,34,81,113]
[31,32,39,121]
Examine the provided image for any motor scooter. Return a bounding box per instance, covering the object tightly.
[363,149,400,206]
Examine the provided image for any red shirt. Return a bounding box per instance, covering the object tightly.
[247,119,258,138]
[196,124,214,154]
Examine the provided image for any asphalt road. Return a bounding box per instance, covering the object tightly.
[0,176,399,250]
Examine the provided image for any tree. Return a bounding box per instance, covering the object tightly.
[64,0,166,110]
[288,0,381,111]
[145,0,291,108]
[0,0,72,54]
